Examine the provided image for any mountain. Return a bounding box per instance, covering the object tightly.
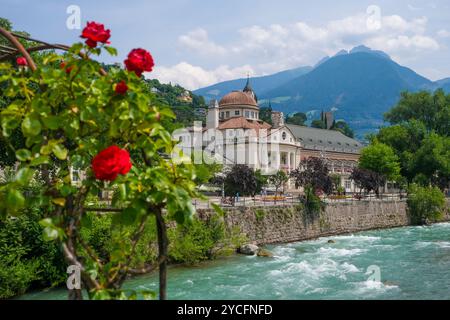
[434,78,450,91]
[194,46,449,138]
[193,66,313,102]
[261,50,435,137]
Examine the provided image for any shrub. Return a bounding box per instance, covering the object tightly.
[168,214,244,264]
[300,186,325,218]
[0,208,66,299]
[407,184,445,225]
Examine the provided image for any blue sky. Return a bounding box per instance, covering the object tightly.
[2,0,450,89]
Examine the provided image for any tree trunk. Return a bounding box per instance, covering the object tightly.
[68,289,83,300]
[155,208,168,300]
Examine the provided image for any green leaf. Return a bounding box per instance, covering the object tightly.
[52,144,68,160]
[43,227,59,241]
[39,218,53,228]
[104,46,118,56]
[6,188,25,214]
[30,155,50,167]
[91,290,112,300]
[114,207,138,226]
[52,198,66,207]
[15,168,35,185]
[211,203,224,216]
[118,183,127,200]
[174,209,187,225]
[42,115,60,130]
[22,116,42,137]
[141,290,157,300]
[16,149,32,161]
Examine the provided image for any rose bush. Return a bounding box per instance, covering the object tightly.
[16,56,27,66]
[81,21,111,48]
[114,80,128,95]
[0,22,202,300]
[124,48,154,76]
[92,146,132,181]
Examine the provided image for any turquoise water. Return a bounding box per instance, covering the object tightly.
[22,223,450,300]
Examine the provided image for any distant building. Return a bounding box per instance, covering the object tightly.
[178,90,193,103]
[175,78,363,192]
[321,111,334,129]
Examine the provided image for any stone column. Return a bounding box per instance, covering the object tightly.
[287,152,291,173]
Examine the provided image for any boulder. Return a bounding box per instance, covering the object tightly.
[257,248,274,258]
[239,244,259,255]
[327,240,336,244]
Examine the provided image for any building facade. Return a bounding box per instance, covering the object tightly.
[175,79,363,193]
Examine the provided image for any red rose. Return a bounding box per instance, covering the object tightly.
[92,146,132,181]
[81,21,111,48]
[60,61,73,74]
[16,57,27,66]
[115,81,128,94]
[124,48,154,77]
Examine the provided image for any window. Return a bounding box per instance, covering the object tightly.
[245,111,250,118]
[345,180,352,189]
[251,111,255,118]
[235,110,240,116]
[226,111,230,118]
[220,112,224,119]
[282,132,287,140]
[72,169,80,182]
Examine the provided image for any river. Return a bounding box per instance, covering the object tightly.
[21,222,450,300]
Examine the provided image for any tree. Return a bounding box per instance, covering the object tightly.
[224,165,258,197]
[290,158,333,195]
[268,171,289,197]
[254,169,268,195]
[376,121,427,182]
[330,174,343,195]
[0,24,200,300]
[410,133,450,190]
[379,90,450,190]
[311,119,326,129]
[259,106,273,125]
[359,143,401,183]
[332,120,354,138]
[350,167,385,197]
[286,112,307,126]
[384,90,450,137]
[192,152,223,187]
[407,184,445,225]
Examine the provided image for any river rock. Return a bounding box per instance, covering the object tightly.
[257,248,274,258]
[239,244,259,255]
[327,240,336,244]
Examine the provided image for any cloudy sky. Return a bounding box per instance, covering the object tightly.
[2,0,450,89]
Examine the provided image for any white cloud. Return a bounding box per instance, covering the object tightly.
[157,11,441,89]
[437,29,450,38]
[178,28,226,56]
[151,62,253,90]
[367,35,439,51]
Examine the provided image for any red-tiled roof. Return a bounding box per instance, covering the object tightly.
[218,117,271,133]
[219,91,257,107]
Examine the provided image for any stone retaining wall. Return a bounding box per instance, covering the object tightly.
[198,200,450,245]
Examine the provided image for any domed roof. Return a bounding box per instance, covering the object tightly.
[219,91,258,107]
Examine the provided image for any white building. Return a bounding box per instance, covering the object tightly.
[175,79,363,193]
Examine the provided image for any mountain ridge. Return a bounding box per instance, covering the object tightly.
[193,46,449,138]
